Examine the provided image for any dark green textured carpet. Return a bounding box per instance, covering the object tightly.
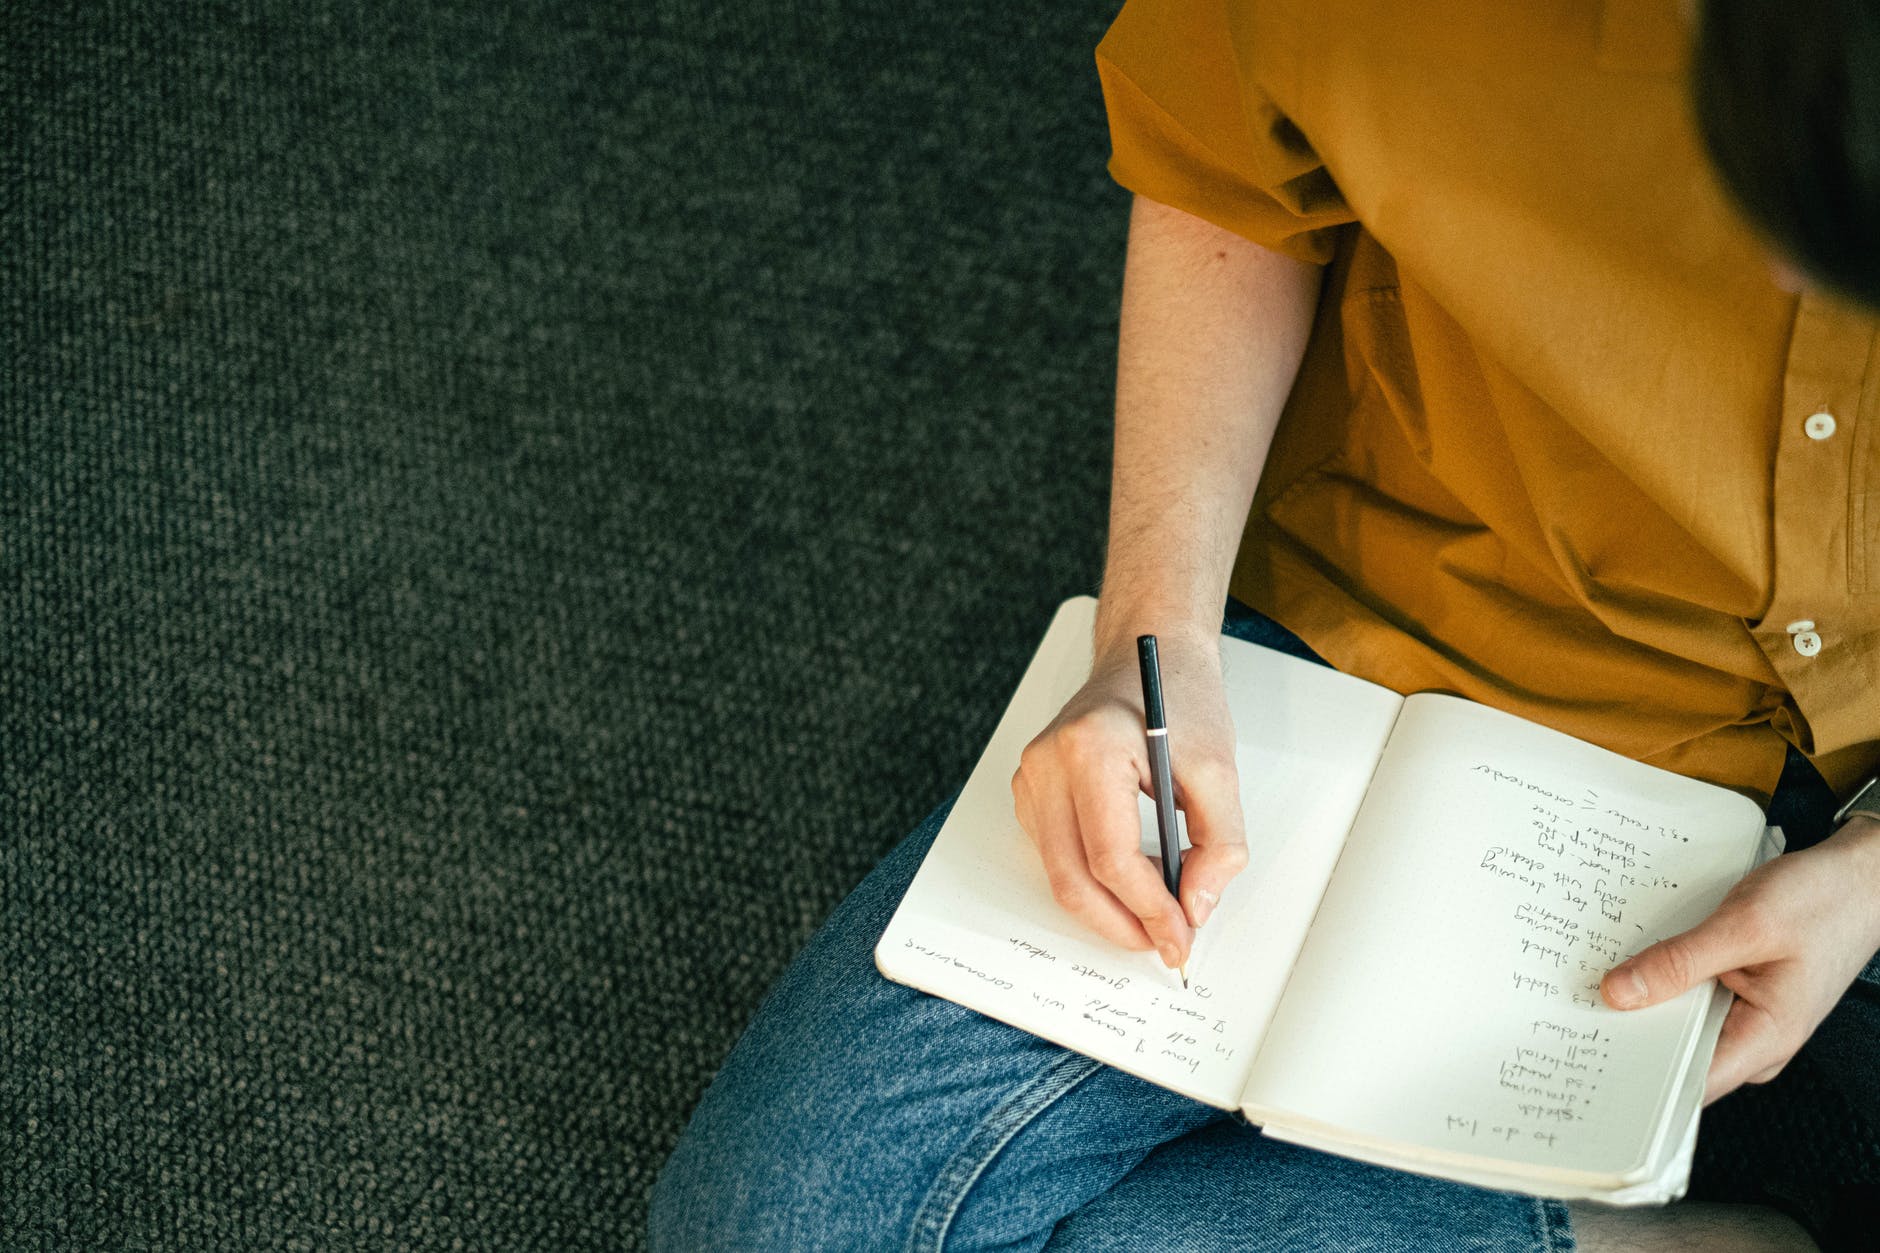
[5,1,1124,1246]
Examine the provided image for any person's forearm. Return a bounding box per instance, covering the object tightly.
[1092,194,1323,663]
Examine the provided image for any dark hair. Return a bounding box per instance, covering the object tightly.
[1693,1,1880,308]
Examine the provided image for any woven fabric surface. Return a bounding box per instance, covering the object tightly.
[5,1,1121,1246]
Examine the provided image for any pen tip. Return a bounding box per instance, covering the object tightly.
[1180,964,1189,989]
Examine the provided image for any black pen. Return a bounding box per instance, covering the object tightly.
[1137,635,1187,988]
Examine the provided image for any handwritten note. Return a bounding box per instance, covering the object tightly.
[874,733,1380,1110]
[893,932,1233,1071]
[874,596,1407,1111]
[1239,694,1763,1180]
[879,918,1248,1104]
[1423,764,1722,1154]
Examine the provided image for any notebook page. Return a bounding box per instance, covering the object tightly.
[875,596,1403,1109]
[1260,826,1784,1204]
[1240,694,1764,1183]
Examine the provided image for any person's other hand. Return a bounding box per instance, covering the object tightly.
[1599,816,1880,1103]
[1010,628,1247,970]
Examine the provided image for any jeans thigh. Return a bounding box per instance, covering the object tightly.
[1043,1121,1573,1253]
[646,796,1226,1252]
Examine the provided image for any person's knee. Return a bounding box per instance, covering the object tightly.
[647,797,967,1249]
[645,988,1060,1249]
[647,1092,912,1251]
[645,1126,719,1251]
[646,1116,776,1251]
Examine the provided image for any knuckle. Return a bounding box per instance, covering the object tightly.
[1047,874,1088,914]
[1056,716,1100,755]
[1188,754,1238,795]
[1012,795,1035,837]
[1730,899,1774,951]
[1059,715,1121,767]
[1214,841,1250,875]
[1147,902,1184,937]
[1656,936,1699,992]
[1087,845,1135,885]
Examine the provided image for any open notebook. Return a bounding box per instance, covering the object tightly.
[876,597,1779,1204]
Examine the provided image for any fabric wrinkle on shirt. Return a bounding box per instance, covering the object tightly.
[1096,0,1880,804]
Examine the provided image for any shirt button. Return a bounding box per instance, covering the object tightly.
[1787,620,1823,656]
[1804,411,1837,439]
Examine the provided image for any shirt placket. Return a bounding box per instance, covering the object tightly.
[1754,292,1873,755]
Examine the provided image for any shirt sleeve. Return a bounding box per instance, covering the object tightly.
[1095,0,1354,264]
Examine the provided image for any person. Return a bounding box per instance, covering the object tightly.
[649,2,1879,1248]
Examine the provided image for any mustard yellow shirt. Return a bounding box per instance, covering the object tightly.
[1097,0,1880,803]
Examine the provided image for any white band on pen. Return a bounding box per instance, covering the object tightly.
[1146,727,1168,737]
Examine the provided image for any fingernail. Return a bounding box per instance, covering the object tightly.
[1159,943,1181,968]
[1608,968,1647,1009]
[1193,889,1218,929]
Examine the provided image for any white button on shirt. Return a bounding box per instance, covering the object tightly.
[1805,411,1837,440]
[1789,620,1823,657]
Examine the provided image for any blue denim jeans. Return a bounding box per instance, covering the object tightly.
[648,602,1866,1251]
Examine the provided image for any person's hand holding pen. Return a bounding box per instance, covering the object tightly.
[1010,623,1248,975]
[1012,191,1320,977]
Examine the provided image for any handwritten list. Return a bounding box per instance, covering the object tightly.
[1239,694,1763,1179]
